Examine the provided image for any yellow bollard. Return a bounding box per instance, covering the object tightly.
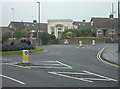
[79,41,82,47]
[92,40,95,46]
[22,50,29,63]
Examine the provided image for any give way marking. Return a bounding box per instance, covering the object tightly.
[48,70,117,83]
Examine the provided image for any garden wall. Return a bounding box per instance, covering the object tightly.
[59,38,106,45]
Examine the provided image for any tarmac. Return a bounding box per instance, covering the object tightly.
[102,44,119,65]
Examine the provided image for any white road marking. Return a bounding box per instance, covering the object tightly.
[48,72,93,82]
[40,61,57,63]
[56,61,72,69]
[48,70,118,82]
[54,72,88,75]
[29,66,71,69]
[83,70,117,82]
[39,64,61,66]
[0,74,25,85]
[3,63,30,69]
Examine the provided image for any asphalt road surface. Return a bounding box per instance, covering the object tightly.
[1,43,119,88]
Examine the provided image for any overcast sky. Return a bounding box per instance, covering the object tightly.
[0,1,118,26]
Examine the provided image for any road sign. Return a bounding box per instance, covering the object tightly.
[79,41,82,47]
[22,50,29,63]
[92,40,95,46]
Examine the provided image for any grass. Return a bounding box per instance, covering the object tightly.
[0,48,44,55]
[76,37,104,39]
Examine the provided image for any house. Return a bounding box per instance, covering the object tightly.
[8,20,48,38]
[48,19,73,39]
[0,26,12,38]
[73,20,91,29]
[90,17,118,37]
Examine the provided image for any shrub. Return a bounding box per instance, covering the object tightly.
[2,44,35,52]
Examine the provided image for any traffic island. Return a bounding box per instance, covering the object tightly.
[15,63,34,66]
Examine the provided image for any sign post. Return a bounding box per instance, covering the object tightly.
[79,41,82,47]
[22,50,29,63]
[92,40,95,46]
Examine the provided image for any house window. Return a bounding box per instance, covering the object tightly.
[58,27,62,30]
[65,26,68,30]
[31,24,34,27]
[91,21,94,26]
[109,29,115,34]
[26,24,29,26]
[9,25,12,28]
[97,30,102,34]
[51,27,54,34]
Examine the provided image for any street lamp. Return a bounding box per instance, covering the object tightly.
[37,2,40,46]
[11,8,14,21]
[118,0,120,50]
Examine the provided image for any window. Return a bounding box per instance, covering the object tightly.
[109,29,115,34]
[97,30,102,34]
[58,27,62,30]
[31,24,34,27]
[26,24,29,26]
[51,27,54,34]
[91,21,94,26]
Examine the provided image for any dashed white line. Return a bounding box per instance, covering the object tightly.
[0,74,25,85]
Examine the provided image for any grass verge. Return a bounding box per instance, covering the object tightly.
[0,48,44,55]
[76,37,103,39]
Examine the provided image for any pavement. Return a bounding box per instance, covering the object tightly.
[102,44,119,65]
[1,44,119,88]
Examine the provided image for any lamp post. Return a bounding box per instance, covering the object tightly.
[11,8,14,21]
[118,0,120,50]
[37,2,40,46]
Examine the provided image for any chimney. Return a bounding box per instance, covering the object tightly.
[109,13,113,19]
[83,20,86,22]
[33,20,37,24]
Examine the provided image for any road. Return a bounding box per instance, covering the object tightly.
[1,44,119,89]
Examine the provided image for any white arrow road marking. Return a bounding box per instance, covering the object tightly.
[0,74,25,85]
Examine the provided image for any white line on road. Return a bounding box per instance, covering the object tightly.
[29,66,71,69]
[48,72,93,83]
[52,72,88,75]
[56,61,72,69]
[83,70,118,82]
[0,74,25,85]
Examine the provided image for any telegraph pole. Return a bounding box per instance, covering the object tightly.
[37,2,40,46]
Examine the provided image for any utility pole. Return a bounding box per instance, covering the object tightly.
[118,0,120,51]
[37,2,40,46]
[11,8,14,21]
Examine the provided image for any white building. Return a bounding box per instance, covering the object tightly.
[48,19,73,39]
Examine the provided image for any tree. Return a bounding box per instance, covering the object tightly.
[13,28,23,40]
[40,32,50,45]
[73,29,81,37]
[2,34,8,43]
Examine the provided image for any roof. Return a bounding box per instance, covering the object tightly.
[48,19,73,22]
[8,21,48,32]
[91,17,118,29]
[73,21,91,29]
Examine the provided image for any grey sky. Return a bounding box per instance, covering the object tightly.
[1,1,118,26]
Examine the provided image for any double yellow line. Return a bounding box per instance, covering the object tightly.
[97,48,120,67]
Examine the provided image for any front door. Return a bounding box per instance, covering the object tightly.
[103,30,107,36]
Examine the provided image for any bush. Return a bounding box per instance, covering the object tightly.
[2,44,35,52]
